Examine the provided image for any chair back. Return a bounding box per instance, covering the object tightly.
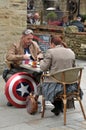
[51,67,83,84]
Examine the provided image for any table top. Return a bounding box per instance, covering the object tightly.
[20,64,42,73]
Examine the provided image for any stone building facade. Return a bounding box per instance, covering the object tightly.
[0,0,27,74]
[0,0,86,75]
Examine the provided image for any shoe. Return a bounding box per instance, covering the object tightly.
[54,111,60,116]
[51,108,60,116]
[7,102,13,106]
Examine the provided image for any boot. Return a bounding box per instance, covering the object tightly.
[7,102,13,106]
[51,100,61,116]
[58,99,63,112]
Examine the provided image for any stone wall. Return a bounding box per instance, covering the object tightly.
[0,0,27,74]
[65,32,86,60]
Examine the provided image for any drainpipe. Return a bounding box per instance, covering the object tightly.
[77,0,80,15]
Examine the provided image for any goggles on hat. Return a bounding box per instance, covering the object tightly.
[23,29,33,35]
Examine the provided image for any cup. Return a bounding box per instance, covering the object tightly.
[32,61,37,67]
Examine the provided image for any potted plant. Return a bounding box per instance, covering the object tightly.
[46,11,57,22]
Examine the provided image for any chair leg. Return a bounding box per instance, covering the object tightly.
[63,98,67,125]
[41,96,45,118]
[78,97,86,119]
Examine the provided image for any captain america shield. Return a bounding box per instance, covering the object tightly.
[5,72,37,108]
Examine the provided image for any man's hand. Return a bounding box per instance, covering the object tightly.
[37,54,43,61]
[23,54,31,60]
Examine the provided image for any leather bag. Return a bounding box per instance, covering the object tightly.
[26,93,38,115]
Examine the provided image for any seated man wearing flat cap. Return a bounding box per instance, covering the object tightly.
[3,29,43,106]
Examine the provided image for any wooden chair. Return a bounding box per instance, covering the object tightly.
[41,67,86,125]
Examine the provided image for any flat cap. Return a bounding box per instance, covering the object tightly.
[22,29,33,35]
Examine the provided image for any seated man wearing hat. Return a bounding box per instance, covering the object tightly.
[3,29,43,106]
[70,16,84,32]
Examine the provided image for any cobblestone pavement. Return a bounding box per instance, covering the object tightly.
[0,60,86,130]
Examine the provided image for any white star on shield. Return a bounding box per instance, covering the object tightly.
[17,83,29,96]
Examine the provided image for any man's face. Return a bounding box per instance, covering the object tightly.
[22,34,33,47]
